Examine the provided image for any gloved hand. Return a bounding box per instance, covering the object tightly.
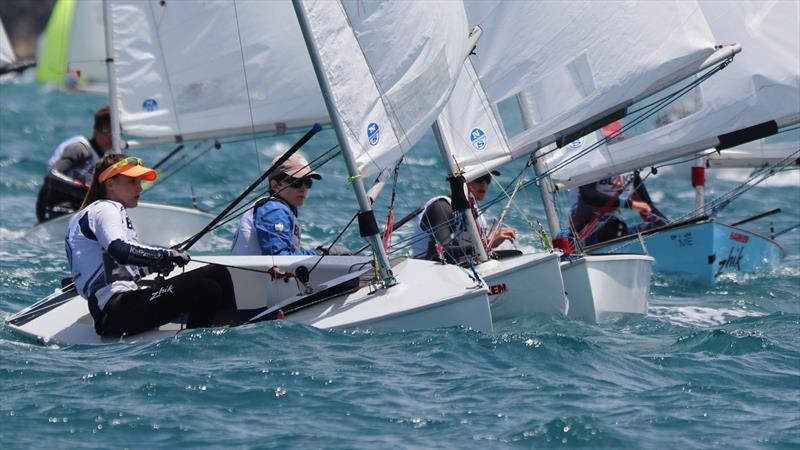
[168,249,191,267]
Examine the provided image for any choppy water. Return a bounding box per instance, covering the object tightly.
[1,81,799,449]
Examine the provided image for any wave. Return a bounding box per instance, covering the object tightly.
[650,305,767,327]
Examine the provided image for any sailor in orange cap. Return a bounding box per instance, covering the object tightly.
[65,154,233,337]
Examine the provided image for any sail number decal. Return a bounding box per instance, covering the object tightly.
[729,232,749,243]
[367,122,380,146]
[470,127,487,150]
[488,283,507,296]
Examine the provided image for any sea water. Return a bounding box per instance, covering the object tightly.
[1,81,798,449]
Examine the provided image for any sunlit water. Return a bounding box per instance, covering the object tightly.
[1,81,798,449]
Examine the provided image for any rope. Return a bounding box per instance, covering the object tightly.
[381,159,403,252]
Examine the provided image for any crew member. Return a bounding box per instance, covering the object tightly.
[66,154,234,337]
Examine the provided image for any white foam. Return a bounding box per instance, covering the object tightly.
[0,227,27,240]
[650,305,767,327]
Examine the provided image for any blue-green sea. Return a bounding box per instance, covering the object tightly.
[1,81,799,449]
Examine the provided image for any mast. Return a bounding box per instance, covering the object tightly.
[101,0,122,153]
[432,121,490,263]
[517,92,560,236]
[291,0,395,286]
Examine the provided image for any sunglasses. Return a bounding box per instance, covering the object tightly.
[474,174,492,184]
[98,156,143,184]
[283,177,313,189]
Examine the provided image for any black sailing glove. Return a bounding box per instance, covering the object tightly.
[168,249,191,267]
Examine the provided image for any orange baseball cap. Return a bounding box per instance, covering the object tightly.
[98,157,158,184]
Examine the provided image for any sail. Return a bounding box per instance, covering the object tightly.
[459,0,737,178]
[299,0,473,178]
[544,0,800,189]
[110,0,328,143]
[36,0,106,91]
[0,17,15,66]
[435,59,513,181]
[705,128,800,168]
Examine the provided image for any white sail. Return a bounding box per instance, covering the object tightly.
[0,17,15,66]
[68,0,106,87]
[436,60,512,181]
[458,0,737,179]
[546,0,799,189]
[302,0,473,178]
[705,128,800,168]
[110,0,328,142]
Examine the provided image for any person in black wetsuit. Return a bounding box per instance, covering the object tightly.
[36,106,113,223]
[570,171,666,246]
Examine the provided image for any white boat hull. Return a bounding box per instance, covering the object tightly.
[476,252,567,321]
[28,201,215,247]
[5,256,492,345]
[560,254,654,323]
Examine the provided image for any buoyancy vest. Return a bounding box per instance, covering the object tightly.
[230,195,305,255]
[65,200,142,313]
[47,135,97,184]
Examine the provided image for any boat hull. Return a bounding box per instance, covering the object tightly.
[28,201,215,247]
[5,256,492,345]
[476,252,567,321]
[587,222,785,285]
[560,254,654,323]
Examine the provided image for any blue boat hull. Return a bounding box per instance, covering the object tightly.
[587,221,786,285]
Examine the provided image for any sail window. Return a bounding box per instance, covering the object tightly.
[608,76,704,144]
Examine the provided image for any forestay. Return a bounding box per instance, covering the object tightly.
[459,0,736,180]
[301,0,473,179]
[545,0,799,189]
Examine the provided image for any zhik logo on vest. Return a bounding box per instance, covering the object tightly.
[149,284,174,301]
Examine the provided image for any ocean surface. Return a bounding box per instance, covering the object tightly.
[1,81,798,449]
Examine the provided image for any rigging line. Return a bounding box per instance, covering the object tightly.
[651,149,718,171]
[156,140,205,175]
[307,212,359,277]
[704,149,800,216]
[532,57,732,164]
[664,147,800,225]
[149,141,217,187]
[523,73,707,187]
[231,0,262,173]
[190,143,345,236]
[147,1,182,144]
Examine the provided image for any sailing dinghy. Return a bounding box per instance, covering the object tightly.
[430,59,568,321]
[429,0,739,321]
[6,0,495,344]
[565,0,799,285]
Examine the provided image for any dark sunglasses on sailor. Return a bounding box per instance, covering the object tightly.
[474,174,492,184]
[283,176,313,189]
